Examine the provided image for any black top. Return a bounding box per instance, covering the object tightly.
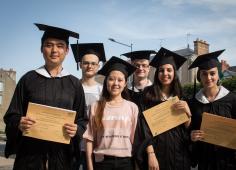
[4,70,87,170]
[133,86,191,170]
[189,49,225,70]
[189,88,236,170]
[35,23,79,45]
[150,47,187,70]
[70,43,106,63]
[121,50,156,61]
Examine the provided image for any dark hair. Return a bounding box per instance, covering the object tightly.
[40,36,69,51]
[82,49,101,61]
[143,65,182,105]
[94,72,130,129]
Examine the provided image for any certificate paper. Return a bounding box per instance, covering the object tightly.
[23,102,76,144]
[200,112,236,149]
[143,96,189,137]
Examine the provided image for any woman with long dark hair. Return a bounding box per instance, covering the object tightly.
[189,50,236,170]
[83,56,139,170]
[135,47,192,170]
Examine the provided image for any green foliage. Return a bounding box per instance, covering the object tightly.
[182,77,236,99]
[221,76,236,92]
[182,83,201,100]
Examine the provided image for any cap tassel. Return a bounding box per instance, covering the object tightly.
[132,75,135,91]
[192,74,196,99]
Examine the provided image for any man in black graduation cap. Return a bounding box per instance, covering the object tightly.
[70,43,106,170]
[4,23,87,170]
[188,49,236,170]
[121,50,156,92]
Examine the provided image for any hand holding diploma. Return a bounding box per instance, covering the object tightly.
[199,112,236,149]
[19,116,36,133]
[172,100,191,127]
[143,96,190,136]
[64,123,77,138]
[23,102,76,144]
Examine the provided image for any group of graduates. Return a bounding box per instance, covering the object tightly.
[3,23,236,170]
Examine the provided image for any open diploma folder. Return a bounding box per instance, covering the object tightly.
[23,102,76,144]
[143,96,189,137]
[200,112,236,149]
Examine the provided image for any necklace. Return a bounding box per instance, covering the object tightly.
[204,87,220,102]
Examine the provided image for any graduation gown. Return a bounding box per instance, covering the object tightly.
[131,88,191,170]
[189,86,236,170]
[4,68,87,170]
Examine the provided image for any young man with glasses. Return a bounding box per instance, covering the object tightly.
[122,50,156,92]
[122,50,156,169]
[71,43,106,170]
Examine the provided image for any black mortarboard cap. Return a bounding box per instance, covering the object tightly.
[188,49,225,70]
[35,23,79,45]
[97,56,137,77]
[150,47,187,70]
[121,50,156,61]
[70,43,106,63]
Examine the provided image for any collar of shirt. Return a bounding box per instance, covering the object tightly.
[128,79,152,92]
[35,66,70,78]
[161,94,173,101]
[195,86,229,104]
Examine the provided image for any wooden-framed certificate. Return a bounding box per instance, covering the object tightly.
[143,96,189,137]
[23,102,76,144]
[200,112,236,149]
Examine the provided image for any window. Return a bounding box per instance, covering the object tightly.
[0,82,3,92]
[0,95,2,105]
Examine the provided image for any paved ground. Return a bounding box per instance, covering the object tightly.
[0,140,197,170]
[0,141,13,170]
[0,156,14,170]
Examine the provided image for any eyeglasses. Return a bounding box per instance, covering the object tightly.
[82,61,98,67]
[134,64,150,68]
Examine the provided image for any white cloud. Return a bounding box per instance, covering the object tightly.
[150,0,236,13]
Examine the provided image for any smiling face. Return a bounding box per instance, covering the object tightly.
[157,64,175,86]
[199,67,219,89]
[132,59,150,80]
[80,54,100,78]
[106,70,127,98]
[41,38,69,67]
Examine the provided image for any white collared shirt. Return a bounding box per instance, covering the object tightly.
[195,86,229,104]
[128,79,152,92]
[35,66,70,78]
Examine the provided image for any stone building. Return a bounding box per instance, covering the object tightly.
[149,38,210,85]
[176,39,210,85]
[97,39,223,86]
[0,68,16,132]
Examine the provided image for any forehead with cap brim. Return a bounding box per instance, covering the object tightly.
[71,43,106,63]
[150,47,187,70]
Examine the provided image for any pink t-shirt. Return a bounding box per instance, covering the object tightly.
[83,99,138,159]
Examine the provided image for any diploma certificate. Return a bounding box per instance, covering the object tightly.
[143,96,189,137]
[23,102,76,144]
[200,112,236,149]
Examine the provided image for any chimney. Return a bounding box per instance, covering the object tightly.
[8,68,16,81]
[194,38,209,55]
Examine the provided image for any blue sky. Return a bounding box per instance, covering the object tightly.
[1,0,236,81]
